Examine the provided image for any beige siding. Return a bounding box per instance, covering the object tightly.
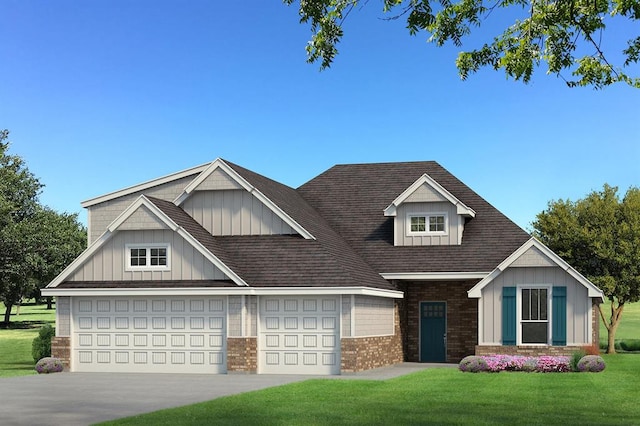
[228,295,243,337]
[479,266,590,345]
[395,202,461,246]
[56,296,71,337]
[87,175,196,243]
[246,295,258,337]
[404,183,448,203]
[341,295,352,337]
[68,230,229,282]
[353,296,394,337]
[195,168,243,191]
[182,190,296,236]
[118,206,169,231]
[511,246,557,267]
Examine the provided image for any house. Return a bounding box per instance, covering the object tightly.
[42,159,604,374]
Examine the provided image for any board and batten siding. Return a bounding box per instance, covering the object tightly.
[395,202,461,246]
[68,230,229,282]
[87,175,197,243]
[479,266,590,345]
[182,190,297,237]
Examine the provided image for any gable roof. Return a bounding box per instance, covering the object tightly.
[384,173,476,218]
[297,161,531,274]
[467,238,605,299]
[173,159,315,240]
[48,195,248,288]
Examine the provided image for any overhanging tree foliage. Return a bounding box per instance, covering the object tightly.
[532,184,640,353]
[0,130,86,326]
[284,0,640,88]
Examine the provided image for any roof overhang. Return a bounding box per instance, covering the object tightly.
[384,173,476,218]
[42,286,404,298]
[381,272,489,281]
[467,237,605,300]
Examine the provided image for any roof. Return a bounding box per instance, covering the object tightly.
[297,161,531,274]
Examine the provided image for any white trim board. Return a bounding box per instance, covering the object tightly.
[381,272,489,281]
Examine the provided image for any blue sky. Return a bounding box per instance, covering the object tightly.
[1,1,638,231]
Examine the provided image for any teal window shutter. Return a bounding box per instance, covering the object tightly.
[502,287,516,345]
[552,286,567,346]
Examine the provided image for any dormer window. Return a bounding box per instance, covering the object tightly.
[407,213,448,235]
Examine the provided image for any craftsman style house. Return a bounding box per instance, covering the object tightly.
[43,159,604,374]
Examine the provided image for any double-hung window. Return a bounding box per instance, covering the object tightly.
[126,244,170,270]
[408,213,448,235]
[520,287,549,344]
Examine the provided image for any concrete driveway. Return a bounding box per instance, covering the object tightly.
[0,363,442,425]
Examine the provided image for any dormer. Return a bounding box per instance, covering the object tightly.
[383,174,475,246]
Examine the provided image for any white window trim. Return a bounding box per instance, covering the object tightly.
[125,243,171,271]
[406,212,449,236]
[516,284,552,346]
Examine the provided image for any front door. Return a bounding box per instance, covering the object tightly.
[420,301,447,362]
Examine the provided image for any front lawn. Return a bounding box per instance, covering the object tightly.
[0,302,56,378]
[101,354,639,426]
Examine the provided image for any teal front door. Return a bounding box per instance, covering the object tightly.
[420,302,447,362]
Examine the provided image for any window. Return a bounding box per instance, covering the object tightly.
[407,213,448,235]
[520,288,549,344]
[126,244,170,270]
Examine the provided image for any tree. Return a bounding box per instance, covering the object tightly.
[532,184,640,353]
[284,0,640,89]
[0,131,86,325]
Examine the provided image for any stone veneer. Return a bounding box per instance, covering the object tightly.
[400,280,478,363]
[51,337,71,369]
[341,302,403,372]
[226,337,257,373]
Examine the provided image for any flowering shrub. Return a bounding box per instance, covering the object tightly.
[577,355,606,372]
[459,354,570,373]
[35,357,64,374]
[458,356,488,372]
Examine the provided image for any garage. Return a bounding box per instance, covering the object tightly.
[72,296,227,374]
[259,296,341,375]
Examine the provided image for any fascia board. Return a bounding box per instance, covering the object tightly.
[381,272,489,281]
[107,195,179,233]
[174,159,315,240]
[41,286,404,298]
[467,238,605,300]
[383,173,475,218]
[81,163,209,208]
[46,231,113,288]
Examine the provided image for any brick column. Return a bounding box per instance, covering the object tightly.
[227,337,257,373]
[51,337,71,369]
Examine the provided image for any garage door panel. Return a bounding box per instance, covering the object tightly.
[72,297,226,374]
[259,296,340,375]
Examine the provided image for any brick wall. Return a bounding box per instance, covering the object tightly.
[51,337,71,369]
[226,337,257,373]
[341,302,403,372]
[475,345,580,356]
[403,280,479,363]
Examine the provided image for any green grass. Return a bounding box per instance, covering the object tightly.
[599,301,640,346]
[100,355,639,426]
[0,302,55,378]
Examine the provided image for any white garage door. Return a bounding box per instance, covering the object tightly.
[259,296,340,375]
[72,296,226,374]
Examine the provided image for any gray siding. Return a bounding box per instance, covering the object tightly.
[511,246,557,267]
[68,230,229,282]
[353,296,394,337]
[395,202,461,246]
[228,295,243,337]
[118,206,169,231]
[87,175,196,243]
[479,266,590,345]
[246,295,258,337]
[57,296,71,336]
[404,184,448,203]
[341,295,352,337]
[182,190,297,236]
[195,168,243,191]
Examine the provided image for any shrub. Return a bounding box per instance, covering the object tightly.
[35,357,64,374]
[32,324,55,362]
[619,339,640,352]
[577,355,606,372]
[570,349,587,372]
[458,356,488,372]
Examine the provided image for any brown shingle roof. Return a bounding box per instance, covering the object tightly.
[297,161,530,273]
